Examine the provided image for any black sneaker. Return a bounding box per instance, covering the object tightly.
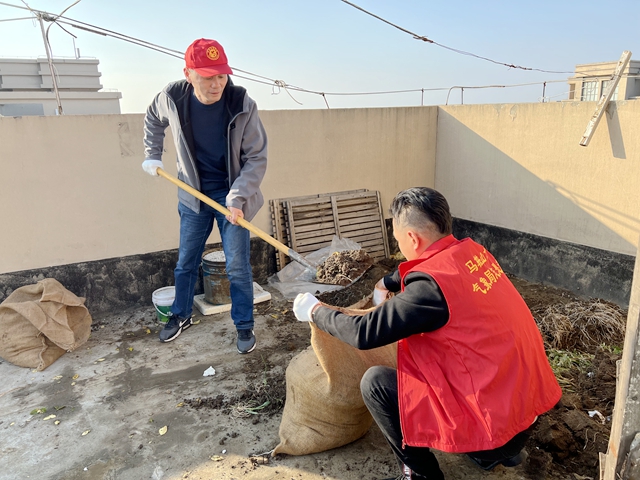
[159,314,192,343]
[381,464,429,480]
[468,452,523,471]
[236,329,256,354]
[382,473,429,480]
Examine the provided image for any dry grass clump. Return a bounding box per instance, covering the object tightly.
[537,300,626,351]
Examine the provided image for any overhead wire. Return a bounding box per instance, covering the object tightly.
[0,3,429,102]
[55,18,185,59]
[0,0,629,107]
[444,79,568,104]
[2,0,628,80]
[545,90,573,101]
[44,0,82,47]
[339,1,638,81]
[272,80,303,105]
[340,0,580,75]
[0,15,31,21]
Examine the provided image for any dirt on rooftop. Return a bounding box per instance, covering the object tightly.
[0,259,625,480]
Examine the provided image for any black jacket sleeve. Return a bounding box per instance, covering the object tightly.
[381,269,402,292]
[312,271,449,350]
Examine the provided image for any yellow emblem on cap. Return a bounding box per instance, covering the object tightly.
[206,46,220,61]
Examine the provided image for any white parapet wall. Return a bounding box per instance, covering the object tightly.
[0,106,437,274]
[435,100,640,257]
[1,101,638,277]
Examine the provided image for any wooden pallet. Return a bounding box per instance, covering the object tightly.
[270,189,367,270]
[269,190,389,270]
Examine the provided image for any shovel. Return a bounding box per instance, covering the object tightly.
[156,168,318,273]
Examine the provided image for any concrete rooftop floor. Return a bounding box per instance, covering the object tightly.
[0,286,535,480]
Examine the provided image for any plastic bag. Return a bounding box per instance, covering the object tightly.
[268,236,362,300]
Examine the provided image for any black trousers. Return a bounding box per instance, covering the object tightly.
[360,366,531,479]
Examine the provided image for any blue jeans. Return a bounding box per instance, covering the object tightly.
[171,188,254,330]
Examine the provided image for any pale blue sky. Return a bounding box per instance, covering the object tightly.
[0,0,638,113]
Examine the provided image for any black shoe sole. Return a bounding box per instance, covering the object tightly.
[236,343,257,355]
[469,452,523,471]
[159,319,193,343]
[237,340,256,354]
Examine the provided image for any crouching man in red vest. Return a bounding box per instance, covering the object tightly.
[293,187,562,480]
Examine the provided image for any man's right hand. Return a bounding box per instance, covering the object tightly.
[142,159,164,176]
[372,279,389,306]
[293,293,321,322]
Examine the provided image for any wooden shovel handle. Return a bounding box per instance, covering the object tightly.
[156,168,317,271]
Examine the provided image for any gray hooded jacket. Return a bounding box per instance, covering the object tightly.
[143,79,268,221]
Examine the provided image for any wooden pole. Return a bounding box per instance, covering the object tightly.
[602,236,640,479]
[156,168,317,272]
[580,50,631,147]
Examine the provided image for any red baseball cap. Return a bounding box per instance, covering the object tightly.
[185,38,233,76]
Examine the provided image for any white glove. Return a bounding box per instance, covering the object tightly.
[142,159,164,176]
[372,279,389,306]
[293,292,321,322]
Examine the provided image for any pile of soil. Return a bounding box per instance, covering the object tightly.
[315,249,374,286]
[184,355,287,419]
[525,350,616,480]
[509,276,623,479]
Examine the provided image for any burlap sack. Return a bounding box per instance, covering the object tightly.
[0,278,92,371]
[273,297,397,456]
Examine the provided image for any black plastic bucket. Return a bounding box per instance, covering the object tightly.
[202,250,231,305]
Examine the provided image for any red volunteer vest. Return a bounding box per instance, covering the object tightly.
[397,235,561,453]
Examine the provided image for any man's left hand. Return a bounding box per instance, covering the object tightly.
[372,279,390,306]
[226,207,244,225]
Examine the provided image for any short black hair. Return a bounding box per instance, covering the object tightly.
[389,187,452,236]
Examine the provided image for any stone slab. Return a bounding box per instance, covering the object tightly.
[193,282,271,316]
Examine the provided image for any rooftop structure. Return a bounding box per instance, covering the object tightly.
[0,57,122,116]
[567,59,640,101]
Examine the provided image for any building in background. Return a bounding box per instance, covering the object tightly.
[0,57,121,116]
[567,60,640,102]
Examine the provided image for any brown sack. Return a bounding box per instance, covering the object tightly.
[273,296,397,456]
[0,278,92,371]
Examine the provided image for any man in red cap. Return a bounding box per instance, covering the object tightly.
[142,38,268,354]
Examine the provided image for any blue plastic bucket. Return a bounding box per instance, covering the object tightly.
[202,250,231,305]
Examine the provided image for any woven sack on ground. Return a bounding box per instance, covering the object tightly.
[273,296,397,456]
[0,278,92,371]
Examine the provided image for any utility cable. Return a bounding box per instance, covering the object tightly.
[341,0,579,75]
[444,79,568,104]
[0,0,33,8]
[1,0,629,107]
[0,15,31,21]
[1,0,632,81]
[14,0,65,113]
[45,0,82,47]
[272,80,303,105]
[13,9,440,101]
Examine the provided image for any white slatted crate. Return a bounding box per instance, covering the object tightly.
[269,189,389,270]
